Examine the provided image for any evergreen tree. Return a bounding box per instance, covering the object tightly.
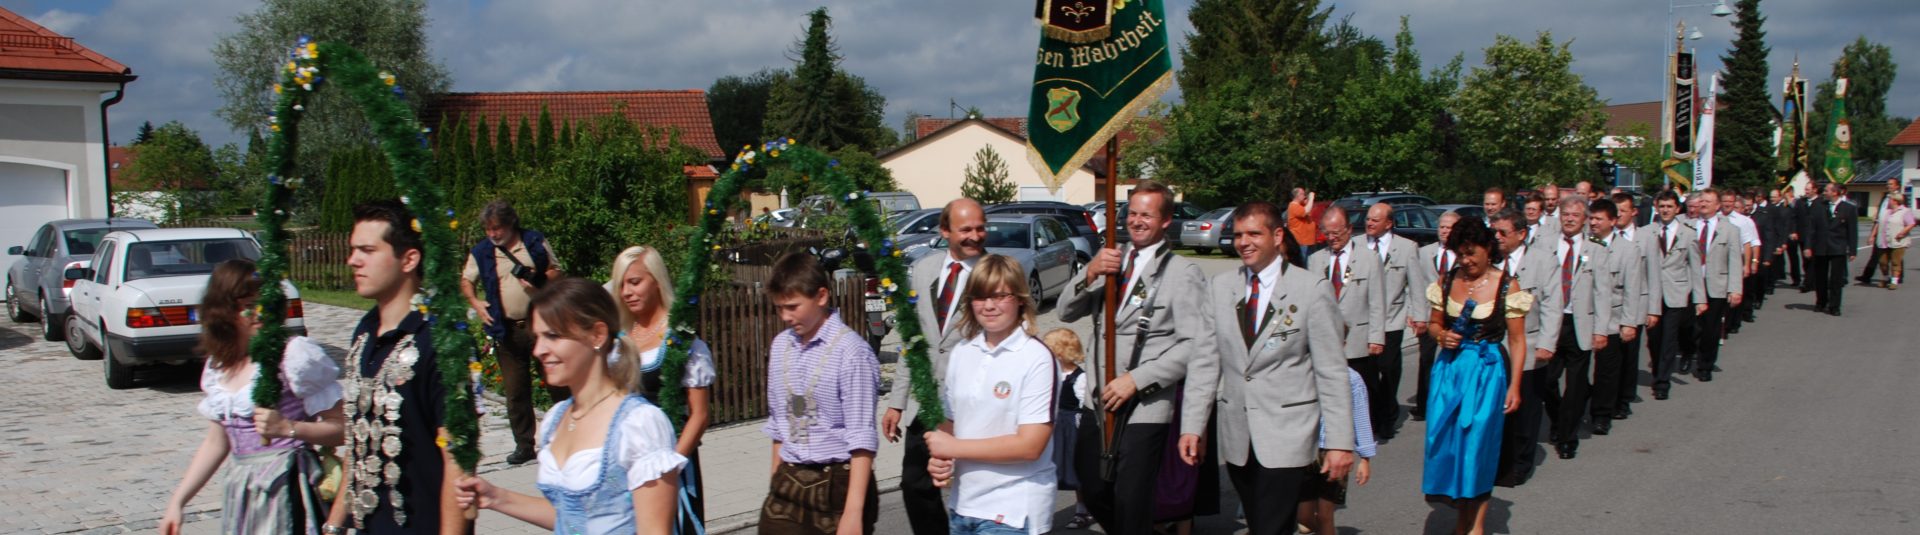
[960,146,1018,205]
[558,120,575,152]
[473,115,495,189]
[709,69,782,158]
[536,105,555,165]
[516,116,535,169]
[132,121,156,145]
[1713,0,1775,190]
[497,117,517,179]
[760,9,895,152]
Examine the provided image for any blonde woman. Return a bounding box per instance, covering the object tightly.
[455,277,691,534]
[607,246,715,529]
[925,255,1057,535]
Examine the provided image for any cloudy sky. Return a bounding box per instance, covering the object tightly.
[7,0,1913,148]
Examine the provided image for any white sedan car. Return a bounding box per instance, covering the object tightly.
[64,228,305,389]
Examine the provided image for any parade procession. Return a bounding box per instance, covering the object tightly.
[0,0,1914,534]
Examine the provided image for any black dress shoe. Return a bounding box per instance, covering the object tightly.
[1494,472,1525,488]
[1555,441,1578,459]
[1613,407,1632,420]
[1831,308,1842,317]
[1695,370,1714,382]
[1410,411,1426,422]
[1653,390,1670,400]
[506,448,537,465]
[1592,420,1612,435]
[1678,357,1695,374]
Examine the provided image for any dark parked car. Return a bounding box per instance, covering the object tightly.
[982,201,1102,266]
[1333,192,1437,215]
[1343,206,1442,246]
[6,218,156,341]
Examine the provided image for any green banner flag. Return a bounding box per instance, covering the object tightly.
[1027,0,1173,192]
[1823,78,1854,183]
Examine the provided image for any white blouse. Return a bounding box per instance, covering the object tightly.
[536,400,689,491]
[197,336,342,421]
[637,339,717,388]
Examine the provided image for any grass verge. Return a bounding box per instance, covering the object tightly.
[298,287,372,310]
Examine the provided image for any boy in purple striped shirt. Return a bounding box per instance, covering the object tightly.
[758,252,881,534]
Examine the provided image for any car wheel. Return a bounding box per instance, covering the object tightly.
[67,317,100,360]
[1195,247,1214,256]
[5,281,33,322]
[102,322,134,389]
[39,294,64,341]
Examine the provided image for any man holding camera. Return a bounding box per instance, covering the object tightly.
[462,200,565,464]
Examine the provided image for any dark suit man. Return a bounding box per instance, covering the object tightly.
[1806,183,1860,315]
[1790,184,1815,290]
[881,198,987,535]
[1208,201,1353,535]
[1059,181,1219,535]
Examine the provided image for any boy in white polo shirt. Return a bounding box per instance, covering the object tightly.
[924,255,1057,535]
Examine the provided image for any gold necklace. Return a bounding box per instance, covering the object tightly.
[566,389,618,432]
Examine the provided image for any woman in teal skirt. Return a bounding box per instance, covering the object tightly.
[1421,218,1529,535]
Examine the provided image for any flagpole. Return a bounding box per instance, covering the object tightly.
[1101,136,1120,449]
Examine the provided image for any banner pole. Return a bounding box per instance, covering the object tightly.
[1101,136,1120,450]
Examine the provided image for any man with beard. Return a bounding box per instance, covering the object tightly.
[461,200,565,464]
[880,198,986,535]
[1059,181,1218,535]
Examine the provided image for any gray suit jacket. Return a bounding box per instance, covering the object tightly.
[1059,244,1219,435]
[1209,263,1352,469]
[1533,231,1616,352]
[1601,233,1648,334]
[1410,243,1453,326]
[1643,219,1708,310]
[887,254,969,424]
[1307,244,1386,359]
[1697,215,1746,300]
[1364,234,1422,332]
[1612,226,1656,326]
[1507,243,1562,370]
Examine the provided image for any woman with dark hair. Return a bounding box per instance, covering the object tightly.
[161,259,345,535]
[455,277,694,535]
[1420,218,1530,535]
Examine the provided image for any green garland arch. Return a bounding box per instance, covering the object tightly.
[247,39,483,472]
[659,140,944,428]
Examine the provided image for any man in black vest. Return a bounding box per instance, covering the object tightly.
[461,200,564,464]
[1805,183,1859,316]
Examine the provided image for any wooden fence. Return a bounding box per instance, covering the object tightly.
[699,265,871,425]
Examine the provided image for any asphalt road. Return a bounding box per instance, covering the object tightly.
[862,247,1920,534]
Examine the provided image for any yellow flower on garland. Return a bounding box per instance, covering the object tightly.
[435,435,449,449]
[449,219,460,230]
[410,219,422,232]
[468,361,482,374]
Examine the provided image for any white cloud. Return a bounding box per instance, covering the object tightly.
[29,8,89,35]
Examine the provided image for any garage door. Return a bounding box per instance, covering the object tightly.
[0,163,70,269]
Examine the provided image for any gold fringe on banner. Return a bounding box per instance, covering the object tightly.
[1026,70,1172,194]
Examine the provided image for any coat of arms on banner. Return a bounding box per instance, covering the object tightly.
[1045,87,1083,132]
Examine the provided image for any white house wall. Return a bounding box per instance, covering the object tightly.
[883,123,1096,207]
[0,78,119,219]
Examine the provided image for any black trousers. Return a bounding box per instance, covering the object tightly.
[1858,246,1887,281]
[1496,367,1547,478]
[1815,255,1849,310]
[898,420,948,535]
[1369,330,1406,436]
[498,320,569,452]
[1589,334,1627,420]
[1647,306,1689,394]
[1616,326,1642,404]
[1415,332,1438,417]
[1541,315,1592,445]
[1084,422,1168,535]
[1224,451,1311,535]
[1695,297,1726,372]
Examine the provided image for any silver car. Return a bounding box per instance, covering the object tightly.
[1179,207,1235,255]
[6,218,156,341]
[904,215,1078,304]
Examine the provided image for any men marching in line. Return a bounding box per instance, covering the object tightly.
[1538,197,1613,461]
[1309,207,1388,416]
[1805,182,1860,316]
[1643,191,1707,401]
[1410,211,1461,422]
[1358,203,1421,440]
[1686,190,1744,383]
[881,198,988,535]
[1208,201,1353,535]
[1607,193,1655,421]
[1488,209,1559,486]
[1058,180,1219,535]
[1791,183,1816,292]
[1586,199,1643,437]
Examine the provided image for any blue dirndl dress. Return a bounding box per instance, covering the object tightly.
[539,395,705,535]
[1422,271,1524,500]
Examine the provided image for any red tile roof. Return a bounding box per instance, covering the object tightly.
[1602,101,1663,137]
[0,7,134,82]
[422,90,723,160]
[1890,118,1920,147]
[683,164,717,179]
[914,116,1028,140]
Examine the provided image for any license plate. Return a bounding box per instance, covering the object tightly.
[865,299,887,312]
[1220,239,1232,246]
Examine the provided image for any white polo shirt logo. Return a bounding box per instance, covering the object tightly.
[992,381,1012,399]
